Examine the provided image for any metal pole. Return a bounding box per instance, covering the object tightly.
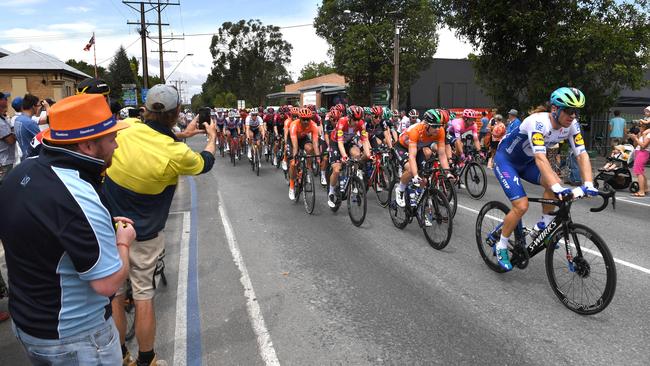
[392,23,400,110]
[140,3,149,89]
[157,0,164,84]
[92,32,98,78]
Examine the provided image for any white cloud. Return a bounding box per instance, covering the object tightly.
[434,27,476,59]
[4,0,45,7]
[66,6,91,13]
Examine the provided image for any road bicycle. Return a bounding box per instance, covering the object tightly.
[330,159,367,227]
[450,150,487,199]
[229,135,240,166]
[289,151,320,214]
[388,160,453,250]
[249,139,262,176]
[124,249,168,341]
[365,146,393,207]
[428,157,458,218]
[216,130,226,157]
[475,190,616,315]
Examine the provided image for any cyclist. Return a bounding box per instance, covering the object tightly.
[449,109,483,164]
[215,108,226,150]
[288,108,321,200]
[394,109,453,207]
[281,107,300,170]
[367,105,394,150]
[327,105,371,208]
[225,110,241,158]
[245,109,266,164]
[384,107,399,143]
[398,108,419,134]
[492,87,597,271]
[319,108,341,185]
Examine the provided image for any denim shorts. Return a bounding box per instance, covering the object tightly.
[13,317,122,366]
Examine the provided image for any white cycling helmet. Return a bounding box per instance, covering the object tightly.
[119,107,134,119]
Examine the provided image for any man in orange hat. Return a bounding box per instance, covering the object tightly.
[103,84,216,366]
[0,93,137,365]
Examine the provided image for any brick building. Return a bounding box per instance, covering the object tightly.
[267,73,347,107]
[0,48,90,115]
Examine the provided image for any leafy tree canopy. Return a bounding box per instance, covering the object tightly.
[298,61,336,81]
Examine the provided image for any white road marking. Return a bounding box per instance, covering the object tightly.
[173,212,191,366]
[457,203,650,275]
[616,197,650,207]
[217,191,281,366]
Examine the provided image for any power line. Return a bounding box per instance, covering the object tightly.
[97,37,141,65]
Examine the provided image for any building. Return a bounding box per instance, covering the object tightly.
[0,48,90,113]
[267,73,347,107]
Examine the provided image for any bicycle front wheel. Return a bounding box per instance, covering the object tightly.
[464,162,487,199]
[421,189,453,250]
[475,201,510,273]
[347,176,367,227]
[303,170,316,214]
[375,164,391,207]
[436,176,457,218]
[388,180,408,229]
[545,223,616,315]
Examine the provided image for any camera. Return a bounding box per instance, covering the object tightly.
[198,107,212,129]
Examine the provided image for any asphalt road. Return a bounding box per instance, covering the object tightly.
[1,135,649,365]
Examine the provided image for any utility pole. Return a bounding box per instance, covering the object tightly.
[171,79,187,104]
[392,23,400,111]
[123,1,181,88]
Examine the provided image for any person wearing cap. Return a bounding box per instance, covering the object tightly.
[506,108,521,134]
[0,93,136,365]
[103,84,216,366]
[0,92,16,180]
[14,94,43,161]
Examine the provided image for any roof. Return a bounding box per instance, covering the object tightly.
[0,48,90,79]
[0,47,12,57]
[321,85,347,95]
[266,91,301,98]
[298,83,343,92]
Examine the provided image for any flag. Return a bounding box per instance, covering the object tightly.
[83,34,95,51]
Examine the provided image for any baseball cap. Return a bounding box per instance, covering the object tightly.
[43,94,129,143]
[11,97,23,112]
[145,84,180,112]
[76,78,110,96]
[508,109,518,116]
[0,92,9,100]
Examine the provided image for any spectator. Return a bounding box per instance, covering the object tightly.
[0,92,16,181]
[479,110,489,143]
[14,94,41,161]
[487,114,506,169]
[505,109,521,134]
[609,110,625,147]
[103,84,217,366]
[628,119,650,197]
[0,94,135,364]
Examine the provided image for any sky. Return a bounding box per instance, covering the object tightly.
[0,0,475,102]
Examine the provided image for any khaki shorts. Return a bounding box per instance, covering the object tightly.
[117,233,165,300]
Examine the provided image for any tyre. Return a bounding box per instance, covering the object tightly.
[347,176,367,227]
[303,170,316,214]
[375,165,391,207]
[475,201,511,273]
[421,189,453,250]
[256,151,260,176]
[630,181,640,193]
[464,162,487,199]
[388,180,408,229]
[545,223,616,315]
[436,176,457,218]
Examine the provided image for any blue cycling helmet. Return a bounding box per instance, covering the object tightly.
[550,87,585,109]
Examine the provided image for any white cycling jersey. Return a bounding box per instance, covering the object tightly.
[398,116,419,133]
[245,115,264,128]
[498,112,586,164]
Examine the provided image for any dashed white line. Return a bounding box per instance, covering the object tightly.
[217,191,281,366]
[173,212,191,366]
[456,203,650,275]
[615,197,650,207]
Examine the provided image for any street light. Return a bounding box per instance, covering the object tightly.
[343,9,400,110]
[166,53,194,80]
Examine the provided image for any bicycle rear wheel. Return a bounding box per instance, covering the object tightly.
[347,176,367,227]
[545,223,616,315]
[375,165,391,207]
[464,162,487,199]
[421,189,453,250]
[475,201,511,273]
[388,180,408,229]
[436,176,457,218]
[256,149,261,176]
[303,170,316,214]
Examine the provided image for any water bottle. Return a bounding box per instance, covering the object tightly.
[408,187,417,207]
[414,186,423,205]
[340,176,348,191]
[528,221,546,240]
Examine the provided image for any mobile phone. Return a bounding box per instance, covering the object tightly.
[198,107,211,129]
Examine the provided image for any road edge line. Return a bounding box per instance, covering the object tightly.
[173,211,191,366]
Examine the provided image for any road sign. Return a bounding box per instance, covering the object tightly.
[237,100,246,109]
[122,85,137,106]
[372,86,391,106]
[141,88,149,104]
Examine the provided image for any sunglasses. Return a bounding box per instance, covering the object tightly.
[300,117,310,122]
[562,108,580,117]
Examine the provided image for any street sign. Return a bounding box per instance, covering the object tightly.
[372,86,391,106]
[237,100,246,109]
[141,88,149,104]
[122,84,137,106]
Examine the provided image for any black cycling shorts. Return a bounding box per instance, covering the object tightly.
[328,141,355,163]
[394,143,427,168]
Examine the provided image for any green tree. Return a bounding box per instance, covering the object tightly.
[65,59,108,79]
[214,92,237,108]
[298,61,336,81]
[441,0,650,115]
[315,0,439,106]
[107,46,137,101]
[201,19,293,106]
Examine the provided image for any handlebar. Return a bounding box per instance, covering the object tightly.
[590,189,616,213]
[528,189,616,212]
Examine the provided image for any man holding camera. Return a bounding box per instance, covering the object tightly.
[103,84,216,366]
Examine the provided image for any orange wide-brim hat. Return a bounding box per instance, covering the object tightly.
[43,94,129,143]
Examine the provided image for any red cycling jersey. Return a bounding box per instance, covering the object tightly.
[330,116,368,143]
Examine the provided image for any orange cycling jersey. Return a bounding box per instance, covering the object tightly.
[284,117,297,131]
[289,119,319,141]
[399,122,445,149]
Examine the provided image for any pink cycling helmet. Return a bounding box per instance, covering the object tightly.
[462,109,476,119]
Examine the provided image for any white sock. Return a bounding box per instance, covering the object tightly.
[321,171,326,178]
[398,183,407,191]
[329,186,335,195]
[497,235,510,250]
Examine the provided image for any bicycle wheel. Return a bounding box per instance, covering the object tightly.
[347,175,367,227]
[220,140,225,157]
[464,162,487,199]
[475,201,511,273]
[545,223,616,315]
[388,180,408,229]
[421,189,453,250]
[303,169,316,214]
[375,164,391,207]
[436,176,458,218]
[256,149,260,176]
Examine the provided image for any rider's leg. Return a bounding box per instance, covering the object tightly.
[329,163,341,194]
